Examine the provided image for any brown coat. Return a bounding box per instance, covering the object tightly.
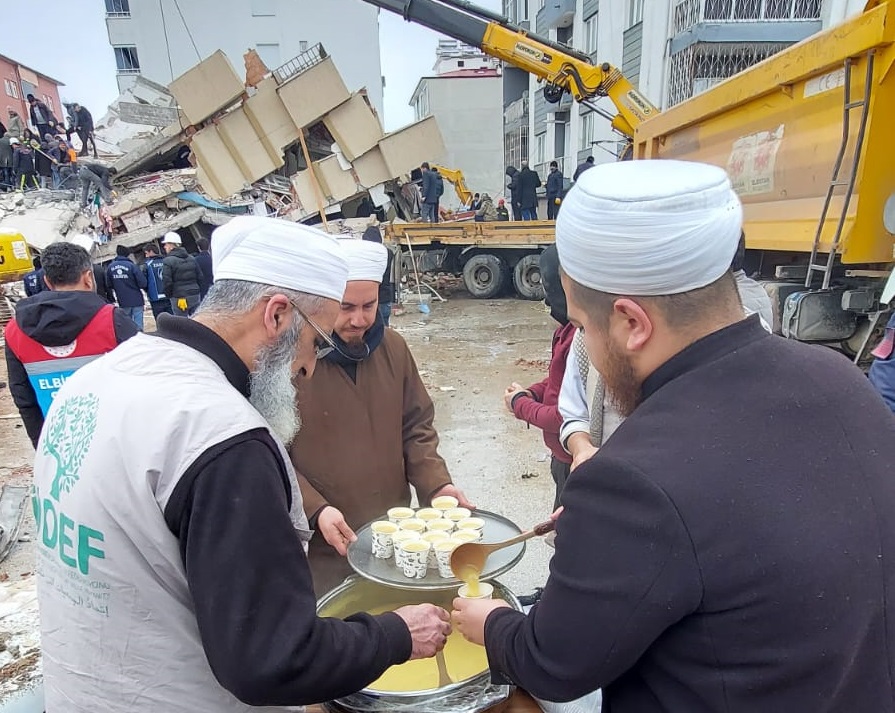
[290,328,452,595]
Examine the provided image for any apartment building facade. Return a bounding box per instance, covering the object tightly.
[0,55,64,134]
[502,0,868,184]
[103,0,384,116]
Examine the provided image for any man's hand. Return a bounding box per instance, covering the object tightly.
[316,506,357,556]
[503,382,531,413]
[394,604,453,660]
[451,598,512,646]
[432,484,475,510]
[567,432,598,472]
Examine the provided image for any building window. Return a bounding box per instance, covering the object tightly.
[114,46,141,74]
[535,133,546,164]
[415,86,430,121]
[251,0,276,16]
[299,41,308,53]
[517,0,528,21]
[539,0,546,9]
[585,14,598,55]
[104,0,130,17]
[580,112,595,150]
[4,79,18,99]
[628,0,644,27]
[257,44,282,69]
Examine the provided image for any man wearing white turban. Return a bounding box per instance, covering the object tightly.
[454,160,895,712]
[34,216,452,713]
[290,237,471,596]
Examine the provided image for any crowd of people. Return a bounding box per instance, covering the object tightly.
[0,97,98,193]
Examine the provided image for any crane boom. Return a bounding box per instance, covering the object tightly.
[363,0,658,138]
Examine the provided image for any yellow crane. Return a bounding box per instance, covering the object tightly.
[363,0,657,149]
[432,165,474,209]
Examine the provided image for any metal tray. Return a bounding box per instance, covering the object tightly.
[347,509,524,590]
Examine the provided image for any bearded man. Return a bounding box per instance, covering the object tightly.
[290,238,470,596]
[33,217,451,713]
[453,161,895,712]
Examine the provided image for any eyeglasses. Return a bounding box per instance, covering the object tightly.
[289,301,370,363]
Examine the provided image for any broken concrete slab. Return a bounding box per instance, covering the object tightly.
[169,50,245,126]
[315,155,359,202]
[0,204,79,252]
[0,486,28,563]
[353,146,392,189]
[244,77,301,161]
[323,93,384,162]
[190,127,250,200]
[377,116,446,178]
[277,57,350,130]
[217,108,284,186]
[109,170,196,218]
[95,206,208,258]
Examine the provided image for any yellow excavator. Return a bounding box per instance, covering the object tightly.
[432,165,474,210]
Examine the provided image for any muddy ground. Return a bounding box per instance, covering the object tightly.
[0,295,560,698]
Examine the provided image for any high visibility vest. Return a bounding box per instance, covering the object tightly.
[4,304,118,415]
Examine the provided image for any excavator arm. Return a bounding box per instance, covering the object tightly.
[432,165,474,207]
[362,0,658,138]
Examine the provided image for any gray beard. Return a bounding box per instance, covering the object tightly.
[249,320,302,445]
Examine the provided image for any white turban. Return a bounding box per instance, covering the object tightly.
[557,160,742,296]
[212,216,348,301]
[339,238,389,283]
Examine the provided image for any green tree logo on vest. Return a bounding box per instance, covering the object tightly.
[43,394,99,500]
[34,393,105,576]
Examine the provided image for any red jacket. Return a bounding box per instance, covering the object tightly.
[511,322,576,464]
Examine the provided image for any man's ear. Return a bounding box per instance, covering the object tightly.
[611,298,654,353]
[262,294,292,339]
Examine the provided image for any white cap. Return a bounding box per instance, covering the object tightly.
[162,232,182,245]
[9,138,19,145]
[212,216,349,302]
[339,238,388,283]
[556,160,742,296]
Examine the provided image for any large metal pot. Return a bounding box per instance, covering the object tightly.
[317,576,522,713]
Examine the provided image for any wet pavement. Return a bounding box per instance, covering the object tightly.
[393,296,560,597]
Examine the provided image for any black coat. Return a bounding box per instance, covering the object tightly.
[73,106,94,133]
[485,317,895,712]
[29,99,58,129]
[194,251,213,299]
[546,169,563,198]
[517,167,541,210]
[420,169,439,204]
[163,247,204,299]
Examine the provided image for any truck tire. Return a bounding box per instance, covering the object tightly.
[513,254,545,300]
[463,254,507,299]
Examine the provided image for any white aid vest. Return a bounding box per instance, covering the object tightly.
[33,333,310,713]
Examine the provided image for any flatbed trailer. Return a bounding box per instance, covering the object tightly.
[385,220,556,300]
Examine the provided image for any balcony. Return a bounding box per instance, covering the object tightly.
[671,0,821,55]
[540,0,575,30]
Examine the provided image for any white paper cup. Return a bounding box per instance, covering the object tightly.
[422,531,450,569]
[431,495,459,511]
[435,540,460,578]
[426,518,455,535]
[458,581,493,600]
[400,540,431,579]
[392,531,421,569]
[398,518,427,534]
[444,507,472,523]
[387,507,415,524]
[453,528,482,543]
[371,520,399,559]
[457,517,485,535]
[415,508,442,522]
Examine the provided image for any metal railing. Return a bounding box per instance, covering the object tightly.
[106,11,131,18]
[273,44,328,85]
[674,0,821,34]
[116,68,141,75]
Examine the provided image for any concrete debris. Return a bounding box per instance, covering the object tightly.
[0,578,40,700]
[0,486,28,563]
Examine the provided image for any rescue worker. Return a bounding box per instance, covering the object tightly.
[23,256,46,297]
[4,241,138,448]
[162,232,204,316]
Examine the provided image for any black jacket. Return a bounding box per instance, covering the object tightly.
[93,263,114,303]
[194,251,214,299]
[29,99,58,129]
[34,143,52,177]
[4,291,138,447]
[573,160,595,181]
[486,317,895,712]
[163,247,204,299]
[420,169,439,205]
[0,135,12,169]
[517,167,541,210]
[12,148,35,175]
[505,166,521,206]
[546,169,563,198]
[73,106,94,133]
[106,256,147,308]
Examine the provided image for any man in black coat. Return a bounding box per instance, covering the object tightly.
[419,162,439,223]
[545,161,563,220]
[71,103,97,158]
[505,165,522,221]
[518,161,541,221]
[26,94,58,139]
[194,237,214,300]
[453,159,895,713]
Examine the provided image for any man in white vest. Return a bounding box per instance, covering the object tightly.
[33,216,452,713]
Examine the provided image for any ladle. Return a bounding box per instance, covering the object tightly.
[450,519,555,581]
[435,650,452,687]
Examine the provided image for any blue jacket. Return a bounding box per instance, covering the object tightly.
[23,269,46,297]
[106,256,147,308]
[143,256,168,303]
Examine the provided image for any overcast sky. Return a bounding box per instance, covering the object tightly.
[1,0,501,131]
